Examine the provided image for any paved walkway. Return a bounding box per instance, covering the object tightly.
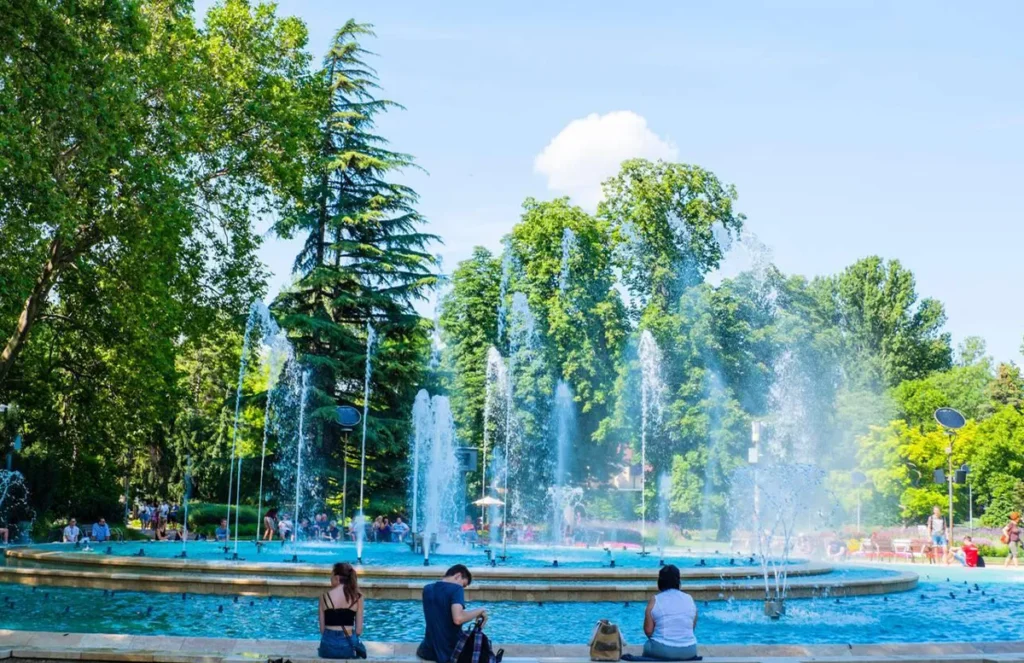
[3,631,1024,663]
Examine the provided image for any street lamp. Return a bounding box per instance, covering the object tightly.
[336,406,362,527]
[934,407,966,548]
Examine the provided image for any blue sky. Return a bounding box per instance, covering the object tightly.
[196,1,1024,363]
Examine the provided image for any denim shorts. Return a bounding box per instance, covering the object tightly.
[318,629,360,659]
[932,534,947,546]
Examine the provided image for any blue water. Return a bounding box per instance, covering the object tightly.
[24,541,781,569]
[0,566,1021,644]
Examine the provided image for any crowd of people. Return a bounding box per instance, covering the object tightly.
[316,562,699,661]
[258,508,412,544]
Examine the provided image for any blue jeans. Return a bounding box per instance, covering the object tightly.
[932,534,947,547]
[643,639,699,661]
[318,629,361,659]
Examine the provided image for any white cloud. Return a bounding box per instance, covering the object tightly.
[533,111,679,211]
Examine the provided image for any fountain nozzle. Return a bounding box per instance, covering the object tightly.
[552,560,558,568]
[422,558,429,567]
[609,559,616,568]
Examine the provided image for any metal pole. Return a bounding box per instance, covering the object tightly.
[968,480,973,535]
[856,494,861,534]
[947,444,954,553]
[342,431,349,526]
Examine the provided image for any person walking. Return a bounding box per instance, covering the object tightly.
[926,506,947,560]
[318,562,365,659]
[642,564,699,660]
[416,564,487,662]
[1004,512,1021,567]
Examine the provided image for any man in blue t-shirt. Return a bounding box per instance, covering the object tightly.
[416,564,487,662]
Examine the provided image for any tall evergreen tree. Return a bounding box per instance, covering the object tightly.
[274,21,439,516]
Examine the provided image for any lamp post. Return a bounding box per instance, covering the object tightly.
[934,408,966,550]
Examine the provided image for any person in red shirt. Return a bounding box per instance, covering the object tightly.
[953,536,982,567]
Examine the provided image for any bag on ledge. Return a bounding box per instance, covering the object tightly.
[452,617,503,663]
[589,619,623,661]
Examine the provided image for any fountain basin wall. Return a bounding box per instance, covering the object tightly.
[3,547,829,581]
[0,563,916,601]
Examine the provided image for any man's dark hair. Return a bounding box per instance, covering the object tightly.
[657,564,681,591]
[445,564,472,585]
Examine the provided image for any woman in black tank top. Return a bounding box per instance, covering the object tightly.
[318,562,365,659]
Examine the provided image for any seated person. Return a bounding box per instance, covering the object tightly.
[0,523,10,545]
[643,564,698,661]
[952,536,983,567]
[155,522,169,541]
[91,518,111,543]
[215,518,229,542]
[326,520,341,541]
[63,518,81,543]
[391,517,410,542]
[299,518,312,540]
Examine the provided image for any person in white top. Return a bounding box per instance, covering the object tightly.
[62,518,81,543]
[643,564,698,660]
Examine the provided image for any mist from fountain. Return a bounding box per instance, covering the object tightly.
[0,469,33,541]
[700,369,727,541]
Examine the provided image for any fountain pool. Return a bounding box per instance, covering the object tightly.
[4,541,782,569]
[0,565,1018,645]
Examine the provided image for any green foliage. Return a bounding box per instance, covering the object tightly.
[438,247,501,459]
[273,21,439,515]
[600,159,744,318]
[0,0,316,522]
[816,257,952,389]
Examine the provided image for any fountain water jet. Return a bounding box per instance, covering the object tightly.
[356,323,376,563]
[638,330,665,554]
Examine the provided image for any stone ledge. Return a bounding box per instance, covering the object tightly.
[4,632,1024,663]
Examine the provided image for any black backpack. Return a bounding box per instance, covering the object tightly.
[451,618,503,663]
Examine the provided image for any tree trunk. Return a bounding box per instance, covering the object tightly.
[0,235,70,387]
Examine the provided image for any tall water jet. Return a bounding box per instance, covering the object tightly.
[410,390,432,535]
[637,330,665,553]
[291,370,310,541]
[225,302,264,541]
[424,395,460,563]
[178,456,192,558]
[256,329,291,541]
[409,392,462,564]
[356,323,376,562]
[496,247,516,343]
[657,472,671,564]
[549,381,575,545]
[483,348,507,510]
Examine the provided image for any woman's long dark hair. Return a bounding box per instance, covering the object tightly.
[657,564,681,591]
[332,562,362,602]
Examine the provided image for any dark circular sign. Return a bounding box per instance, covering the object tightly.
[934,407,966,430]
[336,406,361,429]
[850,470,867,486]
